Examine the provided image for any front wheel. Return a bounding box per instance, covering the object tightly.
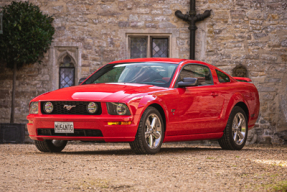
[129,107,164,154]
[218,106,248,150]
[35,140,67,153]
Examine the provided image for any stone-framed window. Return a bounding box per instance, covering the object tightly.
[49,43,82,91]
[128,34,171,58]
[59,55,75,88]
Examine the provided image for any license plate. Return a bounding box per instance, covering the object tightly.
[54,122,74,133]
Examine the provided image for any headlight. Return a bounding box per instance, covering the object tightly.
[87,102,98,113]
[106,102,131,115]
[29,102,38,114]
[44,102,53,113]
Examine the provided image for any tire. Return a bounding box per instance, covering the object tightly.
[218,106,248,150]
[129,107,164,154]
[35,140,68,153]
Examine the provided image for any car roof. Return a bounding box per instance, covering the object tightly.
[108,58,187,64]
[108,58,217,69]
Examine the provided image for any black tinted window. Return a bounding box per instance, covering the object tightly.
[179,64,213,85]
[216,70,230,83]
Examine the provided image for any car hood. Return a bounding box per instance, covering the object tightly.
[32,83,168,102]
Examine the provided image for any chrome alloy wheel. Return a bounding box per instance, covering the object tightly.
[52,140,66,147]
[232,112,247,145]
[145,113,162,149]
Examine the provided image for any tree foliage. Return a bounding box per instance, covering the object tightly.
[0,1,55,68]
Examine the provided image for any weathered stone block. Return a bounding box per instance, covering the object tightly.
[163,9,172,15]
[135,8,150,14]
[158,22,176,28]
[130,21,145,28]
[267,3,282,10]
[261,54,278,61]
[151,9,162,15]
[281,54,287,62]
[129,14,138,21]
[212,11,229,22]
[146,23,157,28]
[230,10,246,19]
[0,90,10,99]
[139,15,152,21]
[281,40,287,47]
[253,33,268,40]
[246,10,265,19]
[127,2,133,10]
[154,16,170,22]
[118,21,129,28]
[266,78,281,83]
[257,86,276,92]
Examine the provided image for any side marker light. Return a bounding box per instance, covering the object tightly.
[107,122,132,125]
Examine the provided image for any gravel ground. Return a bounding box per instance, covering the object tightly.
[0,143,287,192]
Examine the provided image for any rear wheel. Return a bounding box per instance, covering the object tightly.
[129,107,164,154]
[218,106,248,150]
[35,140,67,153]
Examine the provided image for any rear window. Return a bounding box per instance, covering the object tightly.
[216,70,230,83]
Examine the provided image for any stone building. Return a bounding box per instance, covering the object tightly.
[0,0,286,144]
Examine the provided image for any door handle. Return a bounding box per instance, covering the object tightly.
[211,92,218,97]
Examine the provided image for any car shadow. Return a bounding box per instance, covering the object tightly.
[57,146,222,156]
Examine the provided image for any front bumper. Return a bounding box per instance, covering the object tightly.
[27,114,139,142]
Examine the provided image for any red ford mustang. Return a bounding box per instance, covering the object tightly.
[27,58,260,154]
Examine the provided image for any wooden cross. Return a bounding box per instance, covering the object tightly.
[175,0,212,60]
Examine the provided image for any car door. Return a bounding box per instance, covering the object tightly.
[167,64,225,135]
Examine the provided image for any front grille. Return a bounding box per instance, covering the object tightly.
[37,129,103,137]
[41,101,102,115]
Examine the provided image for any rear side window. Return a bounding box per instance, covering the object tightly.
[179,64,213,85]
[216,70,230,83]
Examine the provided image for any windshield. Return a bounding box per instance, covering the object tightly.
[83,62,178,87]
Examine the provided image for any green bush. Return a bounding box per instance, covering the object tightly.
[0,1,54,67]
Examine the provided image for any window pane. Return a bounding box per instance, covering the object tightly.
[60,68,75,88]
[130,37,147,58]
[179,64,213,85]
[216,70,230,83]
[152,38,169,57]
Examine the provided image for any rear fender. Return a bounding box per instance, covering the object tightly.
[223,93,250,128]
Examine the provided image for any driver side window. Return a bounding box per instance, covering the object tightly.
[179,64,213,85]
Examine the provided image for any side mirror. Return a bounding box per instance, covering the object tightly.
[78,77,87,85]
[178,77,198,88]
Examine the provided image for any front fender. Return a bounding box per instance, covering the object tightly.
[132,95,169,128]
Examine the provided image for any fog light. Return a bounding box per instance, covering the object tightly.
[87,102,98,113]
[44,102,53,113]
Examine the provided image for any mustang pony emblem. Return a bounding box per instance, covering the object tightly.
[63,105,76,110]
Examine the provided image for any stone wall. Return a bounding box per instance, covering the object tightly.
[0,0,286,144]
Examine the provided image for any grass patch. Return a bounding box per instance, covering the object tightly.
[263,180,287,192]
